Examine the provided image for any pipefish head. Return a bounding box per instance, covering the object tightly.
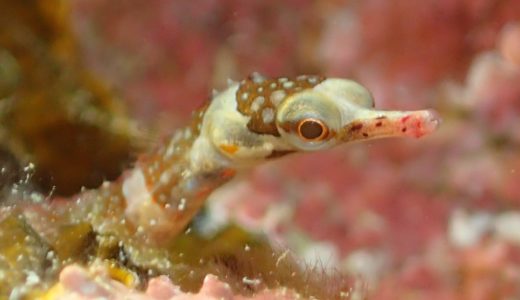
[205,75,440,166]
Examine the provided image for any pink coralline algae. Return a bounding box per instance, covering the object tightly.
[500,22,520,67]
[54,265,304,300]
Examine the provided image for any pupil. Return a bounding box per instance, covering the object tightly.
[300,120,324,140]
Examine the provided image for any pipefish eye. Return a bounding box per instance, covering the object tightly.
[297,118,328,141]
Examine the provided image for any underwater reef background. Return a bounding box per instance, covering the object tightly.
[2,0,520,299]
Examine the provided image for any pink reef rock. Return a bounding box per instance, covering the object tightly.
[56,265,303,300]
[499,22,520,67]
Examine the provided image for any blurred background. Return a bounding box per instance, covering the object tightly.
[2,0,520,298]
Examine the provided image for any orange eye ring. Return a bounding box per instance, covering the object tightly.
[297,118,329,141]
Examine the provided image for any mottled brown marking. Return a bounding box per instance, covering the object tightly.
[350,123,363,131]
[375,121,383,127]
[139,103,210,207]
[278,120,297,133]
[266,150,296,159]
[340,123,370,141]
[236,75,326,136]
